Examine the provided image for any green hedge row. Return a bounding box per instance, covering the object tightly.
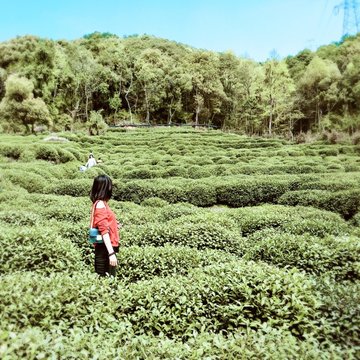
[216,205,349,238]
[0,225,84,274]
[244,229,360,280]
[1,326,354,360]
[122,222,244,255]
[0,143,82,163]
[0,261,318,338]
[315,278,360,347]
[278,189,360,219]
[115,245,238,283]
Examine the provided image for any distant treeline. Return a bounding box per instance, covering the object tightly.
[0,32,359,136]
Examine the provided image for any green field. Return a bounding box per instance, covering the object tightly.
[0,128,359,359]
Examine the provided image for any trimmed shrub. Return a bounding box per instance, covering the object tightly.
[185,182,217,207]
[229,205,349,237]
[116,245,237,282]
[0,226,83,274]
[5,170,47,193]
[316,278,360,347]
[40,200,89,222]
[164,166,188,178]
[122,222,244,255]
[352,212,360,227]
[158,203,199,221]
[278,189,360,219]
[0,210,40,226]
[141,197,169,208]
[0,261,318,338]
[0,144,24,159]
[118,261,318,338]
[245,229,360,280]
[216,178,291,207]
[57,148,76,163]
[34,145,59,162]
[0,326,354,360]
[44,179,92,197]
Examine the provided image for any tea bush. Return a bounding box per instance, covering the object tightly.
[0,226,84,274]
[118,261,318,338]
[352,212,360,227]
[278,189,360,219]
[116,245,238,282]
[228,205,349,237]
[216,177,292,207]
[0,143,24,159]
[245,229,360,280]
[44,179,92,197]
[4,170,48,193]
[122,221,244,255]
[141,197,169,207]
[34,144,60,162]
[315,278,360,347]
[0,210,40,226]
[1,325,354,359]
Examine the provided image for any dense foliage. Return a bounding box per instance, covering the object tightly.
[0,128,359,358]
[0,32,360,136]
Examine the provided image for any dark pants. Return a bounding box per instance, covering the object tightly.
[94,243,119,277]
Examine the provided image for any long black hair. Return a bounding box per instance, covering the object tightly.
[90,175,113,203]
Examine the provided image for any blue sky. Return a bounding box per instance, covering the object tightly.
[0,0,350,61]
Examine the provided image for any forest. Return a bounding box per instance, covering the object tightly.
[0,32,359,137]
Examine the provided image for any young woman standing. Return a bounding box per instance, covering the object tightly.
[90,175,120,276]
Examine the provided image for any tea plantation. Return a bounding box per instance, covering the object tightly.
[0,128,359,359]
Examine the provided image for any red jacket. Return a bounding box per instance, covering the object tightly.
[91,201,119,247]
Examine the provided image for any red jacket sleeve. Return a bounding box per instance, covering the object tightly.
[93,207,110,235]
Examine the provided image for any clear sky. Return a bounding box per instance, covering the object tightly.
[0,0,351,61]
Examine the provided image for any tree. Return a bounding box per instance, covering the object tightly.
[88,110,107,135]
[189,51,226,126]
[0,74,50,133]
[0,68,6,100]
[134,49,167,123]
[298,56,341,131]
[261,60,296,135]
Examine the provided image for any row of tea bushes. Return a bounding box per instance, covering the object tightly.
[0,261,319,338]
[0,142,84,163]
[28,174,358,219]
[1,187,356,282]
[167,205,349,238]
[0,225,84,275]
[1,326,354,360]
[244,229,360,280]
[1,264,358,354]
[115,245,238,283]
[278,189,360,219]
[122,222,244,255]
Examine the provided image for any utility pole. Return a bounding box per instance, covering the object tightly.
[334,0,360,36]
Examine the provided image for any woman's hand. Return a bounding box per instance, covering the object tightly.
[117,221,122,229]
[109,254,118,267]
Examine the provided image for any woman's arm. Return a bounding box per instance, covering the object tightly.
[102,233,118,267]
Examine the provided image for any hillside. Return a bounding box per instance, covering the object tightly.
[0,128,359,358]
[0,33,360,136]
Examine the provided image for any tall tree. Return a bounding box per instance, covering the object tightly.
[0,74,50,133]
[298,56,341,131]
[261,60,296,135]
[134,49,167,123]
[189,51,226,126]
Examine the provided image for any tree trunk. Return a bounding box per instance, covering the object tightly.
[168,98,174,125]
[124,73,133,122]
[195,105,200,126]
[268,98,273,136]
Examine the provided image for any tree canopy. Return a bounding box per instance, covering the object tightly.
[0,33,360,135]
